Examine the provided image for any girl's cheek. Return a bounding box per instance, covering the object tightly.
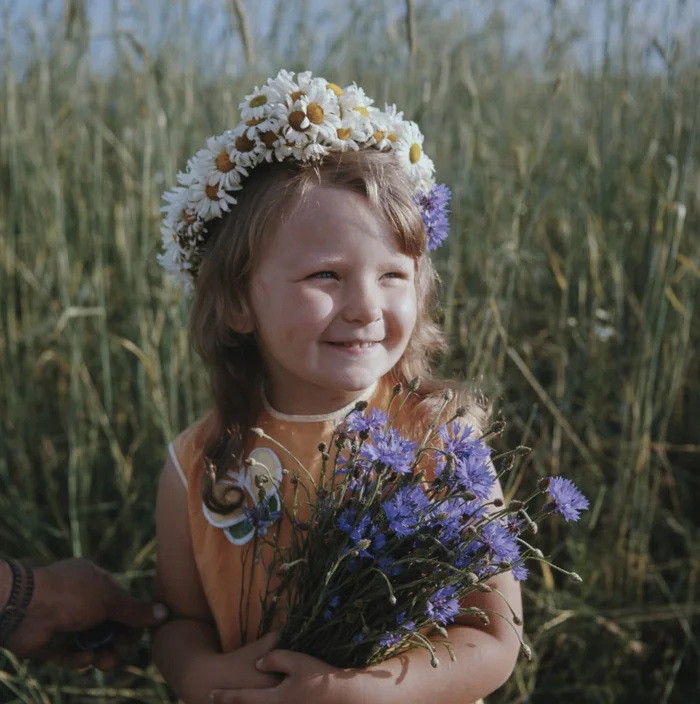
[295,289,337,323]
[390,287,417,322]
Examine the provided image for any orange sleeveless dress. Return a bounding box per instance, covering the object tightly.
[168,380,484,703]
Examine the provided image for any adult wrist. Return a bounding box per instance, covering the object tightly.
[0,559,35,648]
[0,559,11,609]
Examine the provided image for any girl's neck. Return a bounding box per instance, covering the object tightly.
[262,380,380,419]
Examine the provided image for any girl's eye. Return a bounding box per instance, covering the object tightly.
[383,271,409,280]
[309,271,338,280]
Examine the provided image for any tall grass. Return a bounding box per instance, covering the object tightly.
[1,1,698,701]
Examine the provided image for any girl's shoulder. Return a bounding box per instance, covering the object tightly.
[169,411,217,483]
[395,379,490,438]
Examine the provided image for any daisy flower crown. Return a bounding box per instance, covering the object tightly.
[158,69,451,292]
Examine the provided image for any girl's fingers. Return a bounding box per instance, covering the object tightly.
[255,650,298,675]
[210,690,270,704]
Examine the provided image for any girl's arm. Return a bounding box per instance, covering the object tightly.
[349,569,522,704]
[152,455,281,704]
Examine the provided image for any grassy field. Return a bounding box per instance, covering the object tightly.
[0,1,698,702]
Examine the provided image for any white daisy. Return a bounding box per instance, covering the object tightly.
[392,120,435,189]
[270,141,294,162]
[291,142,329,161]
[191,135,247,192]
[279,100,311,145]
[157,228,184,282]
[175,168,194,187]
[266,69,299,103]
[279,83,341,146]
[380,103,405,146]
[339,82,374,119]
[332,109,373,151]
[161,186,196,237]
[189,180,237,221]
[242,112,281,142]
[238,84,276,122]
[365,107,396,149]
[293,71,328,98]
[228,123,267,168]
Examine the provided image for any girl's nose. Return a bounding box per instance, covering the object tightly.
[341,280,382,324]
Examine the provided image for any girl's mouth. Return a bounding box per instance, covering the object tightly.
[326,341,378,350]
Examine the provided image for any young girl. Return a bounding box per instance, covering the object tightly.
[153,70,522,704]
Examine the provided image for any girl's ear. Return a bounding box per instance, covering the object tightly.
[227,305,255,335]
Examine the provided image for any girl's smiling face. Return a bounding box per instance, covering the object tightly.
[242,187,417,415]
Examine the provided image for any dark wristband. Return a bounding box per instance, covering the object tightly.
[0,559,35,647]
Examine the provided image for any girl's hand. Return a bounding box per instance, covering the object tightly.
[210,650,362,704]
[209,632,284,691]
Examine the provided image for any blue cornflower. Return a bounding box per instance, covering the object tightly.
[456,518,520,570]
[350,512,371,544]
[512,562,529,581]
[382,484,429,537]
[344,408,389,434]
[505,515,525,536]
[369,525,387,555]
[425,585,461,625]
[547,477,589,522]
[361,427,416,475]
[453,454,496,501]
[338,510,385,558]
[426,498,467,546]
[438,421,483,458]
[396,611,416,632]
[336,508,357,534]
[377,554,401,577]
[244,501,282,537]
[478,520,521,564]
[414,183,451,251]
[352,633,366,644]
[335,456,374,493]
[322,595,341,622]
[378,632,403,648]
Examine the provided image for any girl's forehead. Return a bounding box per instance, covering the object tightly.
[267,187,402,258]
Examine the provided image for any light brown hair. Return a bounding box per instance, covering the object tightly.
[189,150,487,512]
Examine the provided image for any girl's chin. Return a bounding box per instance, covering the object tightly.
[321,374,385,394]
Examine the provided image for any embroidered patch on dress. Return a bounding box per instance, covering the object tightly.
[201,447,283,545]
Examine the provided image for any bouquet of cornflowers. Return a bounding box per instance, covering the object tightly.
[248,382,589,668]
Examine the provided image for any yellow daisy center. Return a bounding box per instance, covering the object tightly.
[246,117,264,127]
[387,133,397,143]
[261,130,278,147]
[288,110,309,132]
[215,149,235,173]
[409,143,422,164]
[354,106,370,118]
[373,129,385,142]
[327,83,343,97]
[249,94,267,108]
[290,90,305,102]
[235,135,256,153]
[206,185,219,200]
[307,103,325,125]
[337,127,352,140]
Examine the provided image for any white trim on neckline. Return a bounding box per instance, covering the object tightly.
[261,381,379,423]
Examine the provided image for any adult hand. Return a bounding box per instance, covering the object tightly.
[210,650,360,704]
[4,558,168,670]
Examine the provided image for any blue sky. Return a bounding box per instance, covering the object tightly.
[3,0,699,72]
